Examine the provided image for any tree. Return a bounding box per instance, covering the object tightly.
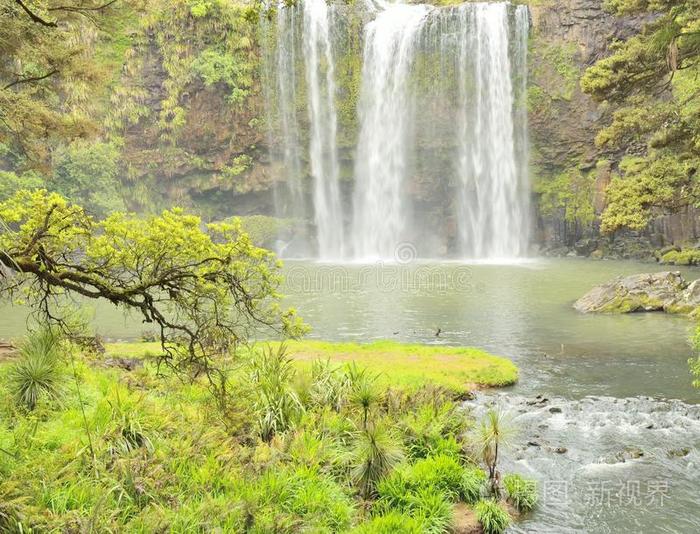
[581,0,700,233]
[0,0,127,169]
[0,189,307,393]
[474,408,515,498]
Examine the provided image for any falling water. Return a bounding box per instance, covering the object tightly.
[303,0,345,260]
[263,0,345,259]
[351,2,431,261]
[454,3,530,259]
[351,2,530,260]
[265,1,530,261]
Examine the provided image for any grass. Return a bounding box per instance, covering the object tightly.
[105,339,518,395]
[0,336,529,532]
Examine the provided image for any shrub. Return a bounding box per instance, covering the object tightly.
[350,422,404,498]
[474,499,510,534]
[460,466,487,504]
[660,249,700,266]
[249,344,303,441]
[9,329,64,410]
[408,486,453,534]
[353,511,423,534]
[503,473,538,512]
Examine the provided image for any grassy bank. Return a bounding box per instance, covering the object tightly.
[0,338,528,533]
[105,339,518,396]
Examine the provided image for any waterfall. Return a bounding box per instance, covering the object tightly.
[303,0,345,260]
[453,3,530,259]
[351,2,431,261]
[263,0,345,259]
[264,1,530,261]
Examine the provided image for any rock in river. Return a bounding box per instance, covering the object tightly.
[574,271,700,315]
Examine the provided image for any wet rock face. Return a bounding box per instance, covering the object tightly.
[574,272,700,314]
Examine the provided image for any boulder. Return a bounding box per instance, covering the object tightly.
[574,271,700,314]
[574,238,599,257]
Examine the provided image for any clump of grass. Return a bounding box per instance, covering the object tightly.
[352,511,423,534]
[9,329,64,411]
[460,466,487,504]
[504,473,538,512]
[249,344,303,442]
[400,401,467,460]
[475,499,511,534]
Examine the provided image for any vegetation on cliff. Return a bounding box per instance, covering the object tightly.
[582,0,700,234]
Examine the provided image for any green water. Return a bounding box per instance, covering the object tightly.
[1,258,698,402]
[281,258,700,403]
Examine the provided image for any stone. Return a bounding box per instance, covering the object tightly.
[553,447,567,454]
[573,271,700,314]
[549,407,562,413]
[668,447,690,458]
[574,238,599,257]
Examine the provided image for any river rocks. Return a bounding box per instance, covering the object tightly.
[574,271,700,315]
[667,447,690,458]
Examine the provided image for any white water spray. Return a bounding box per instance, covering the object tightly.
[303,0,345,259]
[351,2,431,260]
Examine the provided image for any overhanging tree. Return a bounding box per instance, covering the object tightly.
[0,189,307,391]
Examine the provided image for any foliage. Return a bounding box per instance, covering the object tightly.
[350,421,404,499]
[52,140,124,217]
[0,170,44,202]
[460,466,488,504]
[503,473,538,512]
[690,326,700,388]
[399,401,466,460]
[0,0,125,169]
[235,215,294,249]
[9,328,65,411]
[659,248,700,265]
[249,344,303,441]
[535,168,595,227]
[0,190,306,391]
[352,511,423,534]
[0,347,507,532]
[473,408,515,498]
[474,499,511,534]
[582,0,700,232]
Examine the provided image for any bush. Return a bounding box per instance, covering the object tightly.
[353,511,423,534]
[403,454,465,499]
[9,329,64,410]
[503,473,538,512]
[460,466,487,504]
[474,499,511,534]
[408,487,453,534]
[660,249,700,265]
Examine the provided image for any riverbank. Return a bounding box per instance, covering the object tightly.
[0,339,525,533]
[105,339,518,397]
